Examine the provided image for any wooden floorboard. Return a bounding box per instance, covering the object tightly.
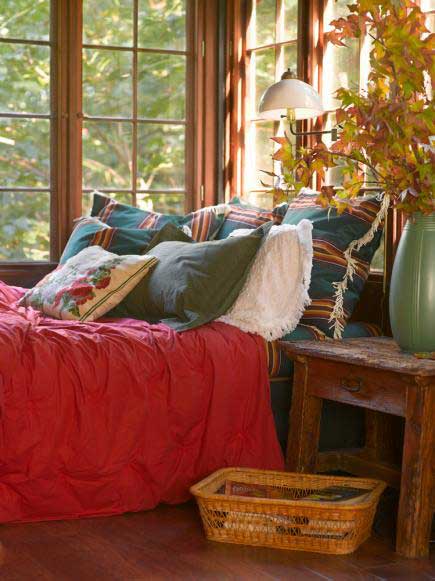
[0,501,433,580]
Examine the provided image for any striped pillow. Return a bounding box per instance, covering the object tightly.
[60,218,156,264]
[216,197,284,240]
[91,192,227,242]
[282,188,383,337]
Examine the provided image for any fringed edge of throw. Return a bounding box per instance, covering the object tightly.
[329,194,390,340]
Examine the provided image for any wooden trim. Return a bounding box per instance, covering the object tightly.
[0,263,57,288]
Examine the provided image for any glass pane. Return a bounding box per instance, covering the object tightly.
[82,122,132,189]
[421,0,435,10]
[425,12,435,33]
[0,118,50,187]
[0,0,50,41]
[282,0,298,42]
[138,0,186,51]
[250,0,276,48]
[0,44,50,114]
[323,0,360,109]
[277,43,297,79]
[83,0,133,47]
[137,193,185,215]
[0,191,49,261]
[137,124,185,190]
[251,48,275,119]
[245,191,273,210]
[83,49,132,117]
[138,54,186,119]
[245,121,275,191]
[82,191,133,215]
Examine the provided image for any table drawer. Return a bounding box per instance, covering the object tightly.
[306,358,409,416]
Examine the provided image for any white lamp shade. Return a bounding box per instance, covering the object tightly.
[259,78,324,121]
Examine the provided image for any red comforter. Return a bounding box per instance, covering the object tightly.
[0,282,283,523]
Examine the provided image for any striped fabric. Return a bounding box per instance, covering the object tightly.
[266,321,382,379]
[216,197,284,240]
[60,218,155,264]
[282,189,383,337]
[91,192,226,241]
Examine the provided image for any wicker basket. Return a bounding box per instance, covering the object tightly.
[190,468,386,554]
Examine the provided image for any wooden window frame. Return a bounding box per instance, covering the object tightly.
[0,0,221,286]
[225,0,309,201]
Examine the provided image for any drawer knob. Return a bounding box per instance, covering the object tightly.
[340,378,363,393]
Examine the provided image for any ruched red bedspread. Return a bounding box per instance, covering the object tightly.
[0,281,283,523]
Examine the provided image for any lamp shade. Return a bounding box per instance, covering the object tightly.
[259,78,324,121]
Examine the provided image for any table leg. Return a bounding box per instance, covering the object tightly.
[286,357,322,472]
[396,380,434,558]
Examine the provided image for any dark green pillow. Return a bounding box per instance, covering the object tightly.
[146,222,194,251]
[282,189,383,336]
[108,230,264,331]
[60,218,157,264]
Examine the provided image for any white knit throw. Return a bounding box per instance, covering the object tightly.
[217,220,313,340]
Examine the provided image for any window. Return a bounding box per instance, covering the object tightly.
[0,0,52,261]
[0,0,207,269]
[81,0,192,217]
[243,0,300,209]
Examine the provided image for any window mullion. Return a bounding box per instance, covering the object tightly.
[132,0,138,207]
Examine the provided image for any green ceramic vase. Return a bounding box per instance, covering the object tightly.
[389,212,435,353]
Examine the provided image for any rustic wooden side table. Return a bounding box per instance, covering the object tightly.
[279,337,434,559]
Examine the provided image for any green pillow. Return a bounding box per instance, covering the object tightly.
[60,218,156,264]
[109,230,264,331]
[146,222,194,251]
[91,191,227,241]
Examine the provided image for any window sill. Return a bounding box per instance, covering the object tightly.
[0,262,57,288]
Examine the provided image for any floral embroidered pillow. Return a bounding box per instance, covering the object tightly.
[18,246,158,322]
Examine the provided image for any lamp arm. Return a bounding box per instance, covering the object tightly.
[288,122,339,142]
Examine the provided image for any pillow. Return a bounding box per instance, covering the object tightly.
[60,218,157,264]
[108,230,264,331]
[216,197,279,240]
[282,188,383,337]
[146,221,194,251]
[19,246,158,322]
[91,191,228,241]
[61,219,194,264]
[218,220,313,340]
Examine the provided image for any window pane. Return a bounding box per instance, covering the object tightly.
[251,48,275,119]
[82,122,132,189]
[323,0,360,110]
[421,0,435,10]
[83,0,133,46]
[138,0,186,51]
[138,54,186,120]
[137,124,185,190]
[0,191,49,261]
[245,121,275,191]
[0,119,50,187]
[250,0,276,48]
[245,191,274,210]
[83,49,132,117]
[137,193,185,215]
[0,44,50,114]
[277,43,297,79]
[0,0,50,41]
[282,0,298,41]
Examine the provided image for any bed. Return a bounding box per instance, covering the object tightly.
[0,281,284,524]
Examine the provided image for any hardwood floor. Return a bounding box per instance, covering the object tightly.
[0,501,433,580]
